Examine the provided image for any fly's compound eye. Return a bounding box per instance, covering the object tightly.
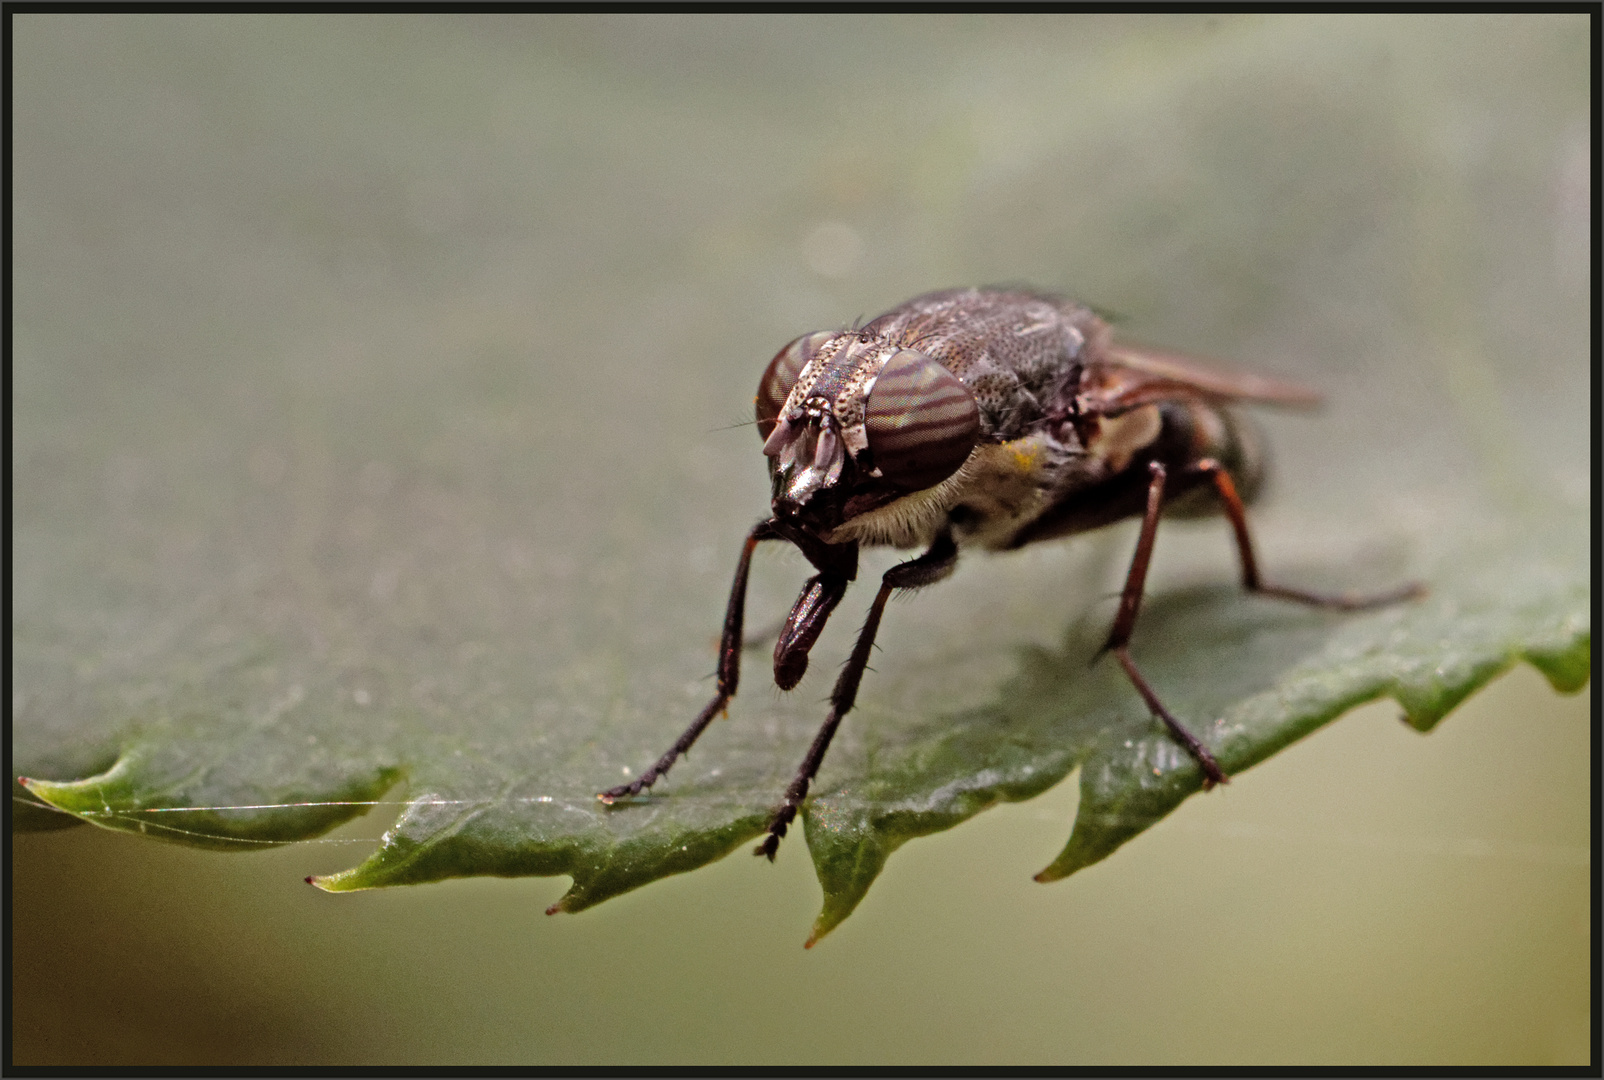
[756,331,834,441]
[864,349,980,490]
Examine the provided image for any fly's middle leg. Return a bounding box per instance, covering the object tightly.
[1102,461,1230,788]
[755,531,960,861]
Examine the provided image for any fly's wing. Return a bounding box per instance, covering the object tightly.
[1081,342,1324,414]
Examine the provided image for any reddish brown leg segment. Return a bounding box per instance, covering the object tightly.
[1190,458,1426,610]
[755,531,959,860]
[598,519,778,804]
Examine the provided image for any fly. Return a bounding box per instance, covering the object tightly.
[598,287,1423,860]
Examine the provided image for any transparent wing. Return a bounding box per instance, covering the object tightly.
[1083,342,1324,413]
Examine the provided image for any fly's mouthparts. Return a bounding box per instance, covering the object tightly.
[761,415,792,457]
[771,410,847,508]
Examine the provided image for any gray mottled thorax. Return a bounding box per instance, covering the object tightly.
[859,288,1103,442]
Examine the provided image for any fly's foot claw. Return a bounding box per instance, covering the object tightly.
[1196,749,1229,789]
[597,777,650,805]
[755,807,793,860]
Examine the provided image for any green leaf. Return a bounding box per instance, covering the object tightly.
[14,16,1587,946]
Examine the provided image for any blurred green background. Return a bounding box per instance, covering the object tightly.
[12,13,1589,1066]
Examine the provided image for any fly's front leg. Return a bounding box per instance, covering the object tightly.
[755,531,959,860]
[598,519,778,804]
[1189,458,1425,609]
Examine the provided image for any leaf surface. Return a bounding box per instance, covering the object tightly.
[13,15,1588,944]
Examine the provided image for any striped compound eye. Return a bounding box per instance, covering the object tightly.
[756,331,834,441]
[864,349,980,490]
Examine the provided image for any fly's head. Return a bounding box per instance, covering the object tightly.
[754,329,981,539]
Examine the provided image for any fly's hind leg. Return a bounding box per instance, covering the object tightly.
[1190,458,1425,610]
[1103,459,1424,790]
[599,519,778,804]
[755,531,959,861]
